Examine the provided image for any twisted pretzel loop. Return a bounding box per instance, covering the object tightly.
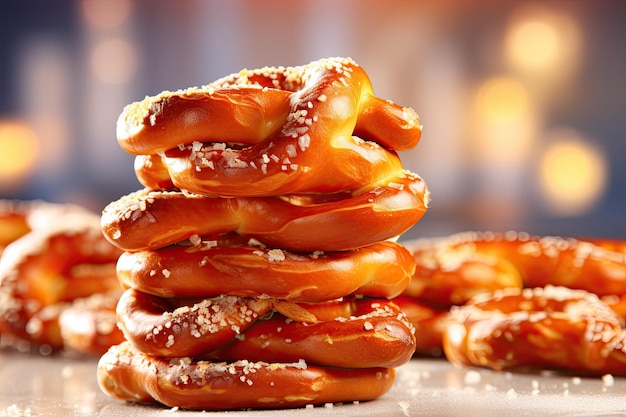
[119,58,422,197]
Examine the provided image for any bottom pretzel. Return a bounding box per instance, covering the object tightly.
[98,341,395,410]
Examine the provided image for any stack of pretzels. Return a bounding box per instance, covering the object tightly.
[0,199,125,355]
[398,231,626,376]
[98,57,430,410]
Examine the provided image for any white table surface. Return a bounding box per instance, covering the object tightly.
[1,348,625,417]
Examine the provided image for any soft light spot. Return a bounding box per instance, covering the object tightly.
[0,119,41,189]
[91,37,139,85]
[538,129,607,216]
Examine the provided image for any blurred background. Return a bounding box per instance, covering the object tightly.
[0,0,624,241]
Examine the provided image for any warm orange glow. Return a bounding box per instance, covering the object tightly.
[538,130,607,216]
[80,0,132,29]
[475,77,531,119]
[505,5,581,76]
[508,21,558,70]
[91,37,139,85]
[0,119,41,187]
[472,76,537,162]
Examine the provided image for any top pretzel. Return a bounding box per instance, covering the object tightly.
[116,57,423,197]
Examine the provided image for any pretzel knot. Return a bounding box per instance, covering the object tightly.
[0,200,125,355]
[118,57,422,197]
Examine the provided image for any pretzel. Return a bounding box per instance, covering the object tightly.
[403,239,523,307]
[118,58,422,197]
[443,286,626,375]
[405,231,626,303]
[98,341,395,411]
[152,135,411,197]
[118,58,419,154]
[59,291,126,356]
[117,290,414,368]
[116,237,414,301]
[399,231,626,359]
[102,172,428,253]
[0,200,124,354]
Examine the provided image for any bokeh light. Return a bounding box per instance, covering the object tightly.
[471,76,537,163]
[0,119,41,189]
[505,4,582,78]
[507,20,559,72]
[90,37,139,85]
[80,0,132,29]
[538,129,607,217]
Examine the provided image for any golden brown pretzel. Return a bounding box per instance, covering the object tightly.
[156,135,409,197]
[58,292,126,356]
[117,290,415,368]
[102,173,428,252]
[443,286,626,375]
[116,237,414,301]
[118,58,419,154]
[98,341,396,410]
[118,58,421,197]
[400,231,626,358]
[404,239,523,307]
[406,231,626,302]
[126,58,421,197]
[0,200,124,354]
